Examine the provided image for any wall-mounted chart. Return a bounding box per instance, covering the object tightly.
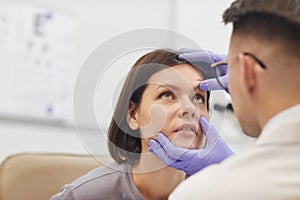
[0,1,77,126]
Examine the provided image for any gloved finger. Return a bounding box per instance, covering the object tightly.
[178,48,203,54]
[149,139,175,165]
[200,117,220,146]
[216,63,228,76]
[178,52,212,63]
[175,148,203,161]
[149,139,190,170]
[218,74,228,88]
[209,52,227,64]
[199,78,226,91]
[170,160,190,172]
[156,133,189,160]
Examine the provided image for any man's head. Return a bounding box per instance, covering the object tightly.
[223,0,300,137]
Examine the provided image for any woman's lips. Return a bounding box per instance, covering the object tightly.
[175,124,197,137]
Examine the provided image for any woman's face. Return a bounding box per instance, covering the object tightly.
[130,64,209,152]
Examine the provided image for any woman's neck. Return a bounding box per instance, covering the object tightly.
[132,152,185,200]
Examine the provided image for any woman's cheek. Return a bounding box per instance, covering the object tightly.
[198,104,209,147]
[138,104,167,139]
[197,103,209,121]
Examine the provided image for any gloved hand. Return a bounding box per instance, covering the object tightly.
[178,48,229,92]
[149,117,234,175]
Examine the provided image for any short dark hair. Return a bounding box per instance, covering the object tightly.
[223,0,300,55]
[107,49,211,164]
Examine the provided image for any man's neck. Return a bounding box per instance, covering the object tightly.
[258,97,300,129]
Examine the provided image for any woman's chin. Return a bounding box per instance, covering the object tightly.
[172,136,200,149]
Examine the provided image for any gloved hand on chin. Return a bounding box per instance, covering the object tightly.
[149,117,234,175]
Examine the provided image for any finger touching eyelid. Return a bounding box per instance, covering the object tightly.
[194,88,206,97]
[195,79,204,91]
[197,78,204,84]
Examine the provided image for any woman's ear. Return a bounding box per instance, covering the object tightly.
[238,53,256,93]
[127,101,139,130]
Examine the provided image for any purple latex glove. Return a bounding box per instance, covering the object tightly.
[149,117,234,175]
[178,48,228,92]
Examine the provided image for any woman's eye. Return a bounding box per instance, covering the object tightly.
[192,94,205,103]
[159,91,175,100]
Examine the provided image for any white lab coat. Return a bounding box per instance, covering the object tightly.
[170,104,300,200]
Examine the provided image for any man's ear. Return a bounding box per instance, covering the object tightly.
[238,53,256,93]
[127,101,139,130]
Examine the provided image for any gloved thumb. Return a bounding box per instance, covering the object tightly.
[178,52,212,63]
[178,48,203,54]
[199,78,225,91]
[200,117,220,146]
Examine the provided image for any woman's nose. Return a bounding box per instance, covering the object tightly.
[180,96,196,118]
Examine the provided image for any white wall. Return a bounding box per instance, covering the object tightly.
[174,0,234,53]
[0,0,255,162]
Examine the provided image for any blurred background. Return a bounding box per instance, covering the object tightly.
[0,0,255,162]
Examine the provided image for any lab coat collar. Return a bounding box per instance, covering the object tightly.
[256,104,300,146]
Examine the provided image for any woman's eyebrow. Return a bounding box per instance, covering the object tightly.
[194,85,200,91]
[156,83,204,94]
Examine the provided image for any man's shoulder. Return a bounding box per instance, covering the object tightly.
[197,142,300,177]
[170,145,300,200]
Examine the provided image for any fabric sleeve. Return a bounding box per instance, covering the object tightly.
[50,184,78,200]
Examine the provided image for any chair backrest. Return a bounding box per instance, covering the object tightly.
[0,153,112,200]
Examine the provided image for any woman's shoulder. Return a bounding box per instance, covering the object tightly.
[69,162,133,191]
[50,162,140,200]
[72,161,131,186]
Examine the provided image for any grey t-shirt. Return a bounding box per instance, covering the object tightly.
[50,162,144,200]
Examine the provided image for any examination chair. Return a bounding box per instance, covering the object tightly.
[0,153,112,200]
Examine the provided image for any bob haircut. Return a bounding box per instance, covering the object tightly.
[108,49,212,164]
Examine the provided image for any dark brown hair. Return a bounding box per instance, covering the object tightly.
[223,0,300,55]
[223,0,300,25]
[107,49,211,164]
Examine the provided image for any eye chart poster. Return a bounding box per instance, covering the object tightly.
[0,1,78,125]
